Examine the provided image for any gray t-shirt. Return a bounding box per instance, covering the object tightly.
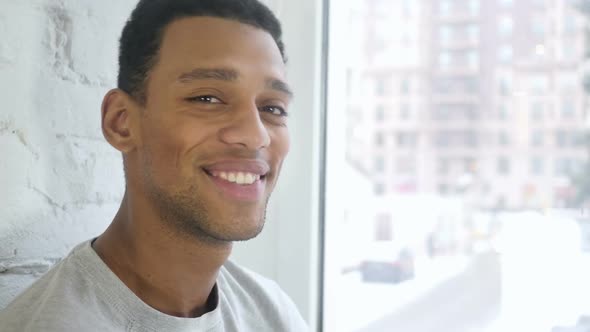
[0,240,308,332]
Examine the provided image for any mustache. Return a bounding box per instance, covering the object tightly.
[192,148,270,165]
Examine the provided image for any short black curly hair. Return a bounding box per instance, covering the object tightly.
[118,0,286,104]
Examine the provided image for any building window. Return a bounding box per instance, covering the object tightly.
[530,74,549,94]
[376,78,387,96]
[497,157,510,175]
[531,130,544,146]
[397,131,417,148]
[498,45,513,63]
[400,103,411,119]
[400,78,410,94]
[439,25,453,44]
[498,104,508,120]
[561,100,575,119]
[467,24,479,43]
[469,0,480,15]
[530,102,544,121]
[374,182,385,195]
[374,156,385,172]
[375,132,385,146]
[555,158,572,176]
[499,0,513,7]
[438,158,450,175]
[498,16,513,36]
[530,157,544,175]
[555,130,568,147]
[531,16,545,38]
[376,105,385,121]
[439,51,452,69]
[499,131,510,146]
[467,51,479,69]
[395,156,416,174]
[499,76,512,95]
[439,0,452,17]
[438,183,450,195]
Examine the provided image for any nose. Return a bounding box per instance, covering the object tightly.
[218,103,271,150]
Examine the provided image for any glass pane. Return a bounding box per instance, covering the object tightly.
[323,0,590,331]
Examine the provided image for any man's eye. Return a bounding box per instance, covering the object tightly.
[187,95,223,103]
[263,106,288,117]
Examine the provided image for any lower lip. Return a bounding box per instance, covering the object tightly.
[206,172,265,202]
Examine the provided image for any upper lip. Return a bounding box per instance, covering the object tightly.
[202,159,271,176]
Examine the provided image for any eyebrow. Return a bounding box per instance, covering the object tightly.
[177,67,293,98]
[267,78,293,98]
[177,68,238,82]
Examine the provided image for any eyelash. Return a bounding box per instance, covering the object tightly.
[186,95,288,117]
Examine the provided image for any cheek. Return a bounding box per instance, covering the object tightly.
[272,127,290,157]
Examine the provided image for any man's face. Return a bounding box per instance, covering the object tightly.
[133,17,291,242]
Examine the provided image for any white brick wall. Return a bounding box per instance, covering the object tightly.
[0,0,138,308]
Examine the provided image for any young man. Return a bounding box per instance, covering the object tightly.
[0,0,308,331]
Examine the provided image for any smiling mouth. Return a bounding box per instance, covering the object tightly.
[203,169,267,185]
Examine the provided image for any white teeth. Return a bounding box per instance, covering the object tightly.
[236,172,245,184]
[245,173,255,184]
[212,171,259,185]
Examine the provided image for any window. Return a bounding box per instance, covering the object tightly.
[530,74,549,94]
[374,182,385,195]
[497,157,510,174]
[438,158,450,175]
[498,104,509,120]
[374,156,385,172]
[397,131,417,148]
[467,51,479,69]
[530,102,544,121]
[324,1,590,331]
[499,131,510,146]
[439,0,452,16]
[499,0,513,7]
[531,16,545,38]
[469,0,480,15]
[439,26,453,44]
[498,45,513,62]
[376,105,385,121]
[498,76,512,95]
[531,130,544,146]
[399,103,411,119]
[375,132,385,146]
[498,16,513,36]
[467,24,479,43]
[375,78,387,96]
[561,100,575,119]
[400,78,410,94]
[530,157,544,174]
[395,156,416,174]
[555,130,568,147]
[554,158,572,176]
[439,52,452,69]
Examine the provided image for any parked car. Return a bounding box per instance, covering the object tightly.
[359,242,415,283]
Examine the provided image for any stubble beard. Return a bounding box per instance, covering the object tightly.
[147,181,268,244]
[139,147,269,244]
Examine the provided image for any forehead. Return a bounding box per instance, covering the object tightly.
[155,16,286,81]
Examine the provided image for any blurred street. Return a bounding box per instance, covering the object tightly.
[326,247,590,332]
[358,252,500,332]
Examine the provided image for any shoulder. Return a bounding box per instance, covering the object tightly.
[0,241,120,332]
[218,260,309,331]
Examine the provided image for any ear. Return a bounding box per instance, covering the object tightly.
[101,89,141,153]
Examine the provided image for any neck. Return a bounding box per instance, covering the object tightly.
[92,193,232,318]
